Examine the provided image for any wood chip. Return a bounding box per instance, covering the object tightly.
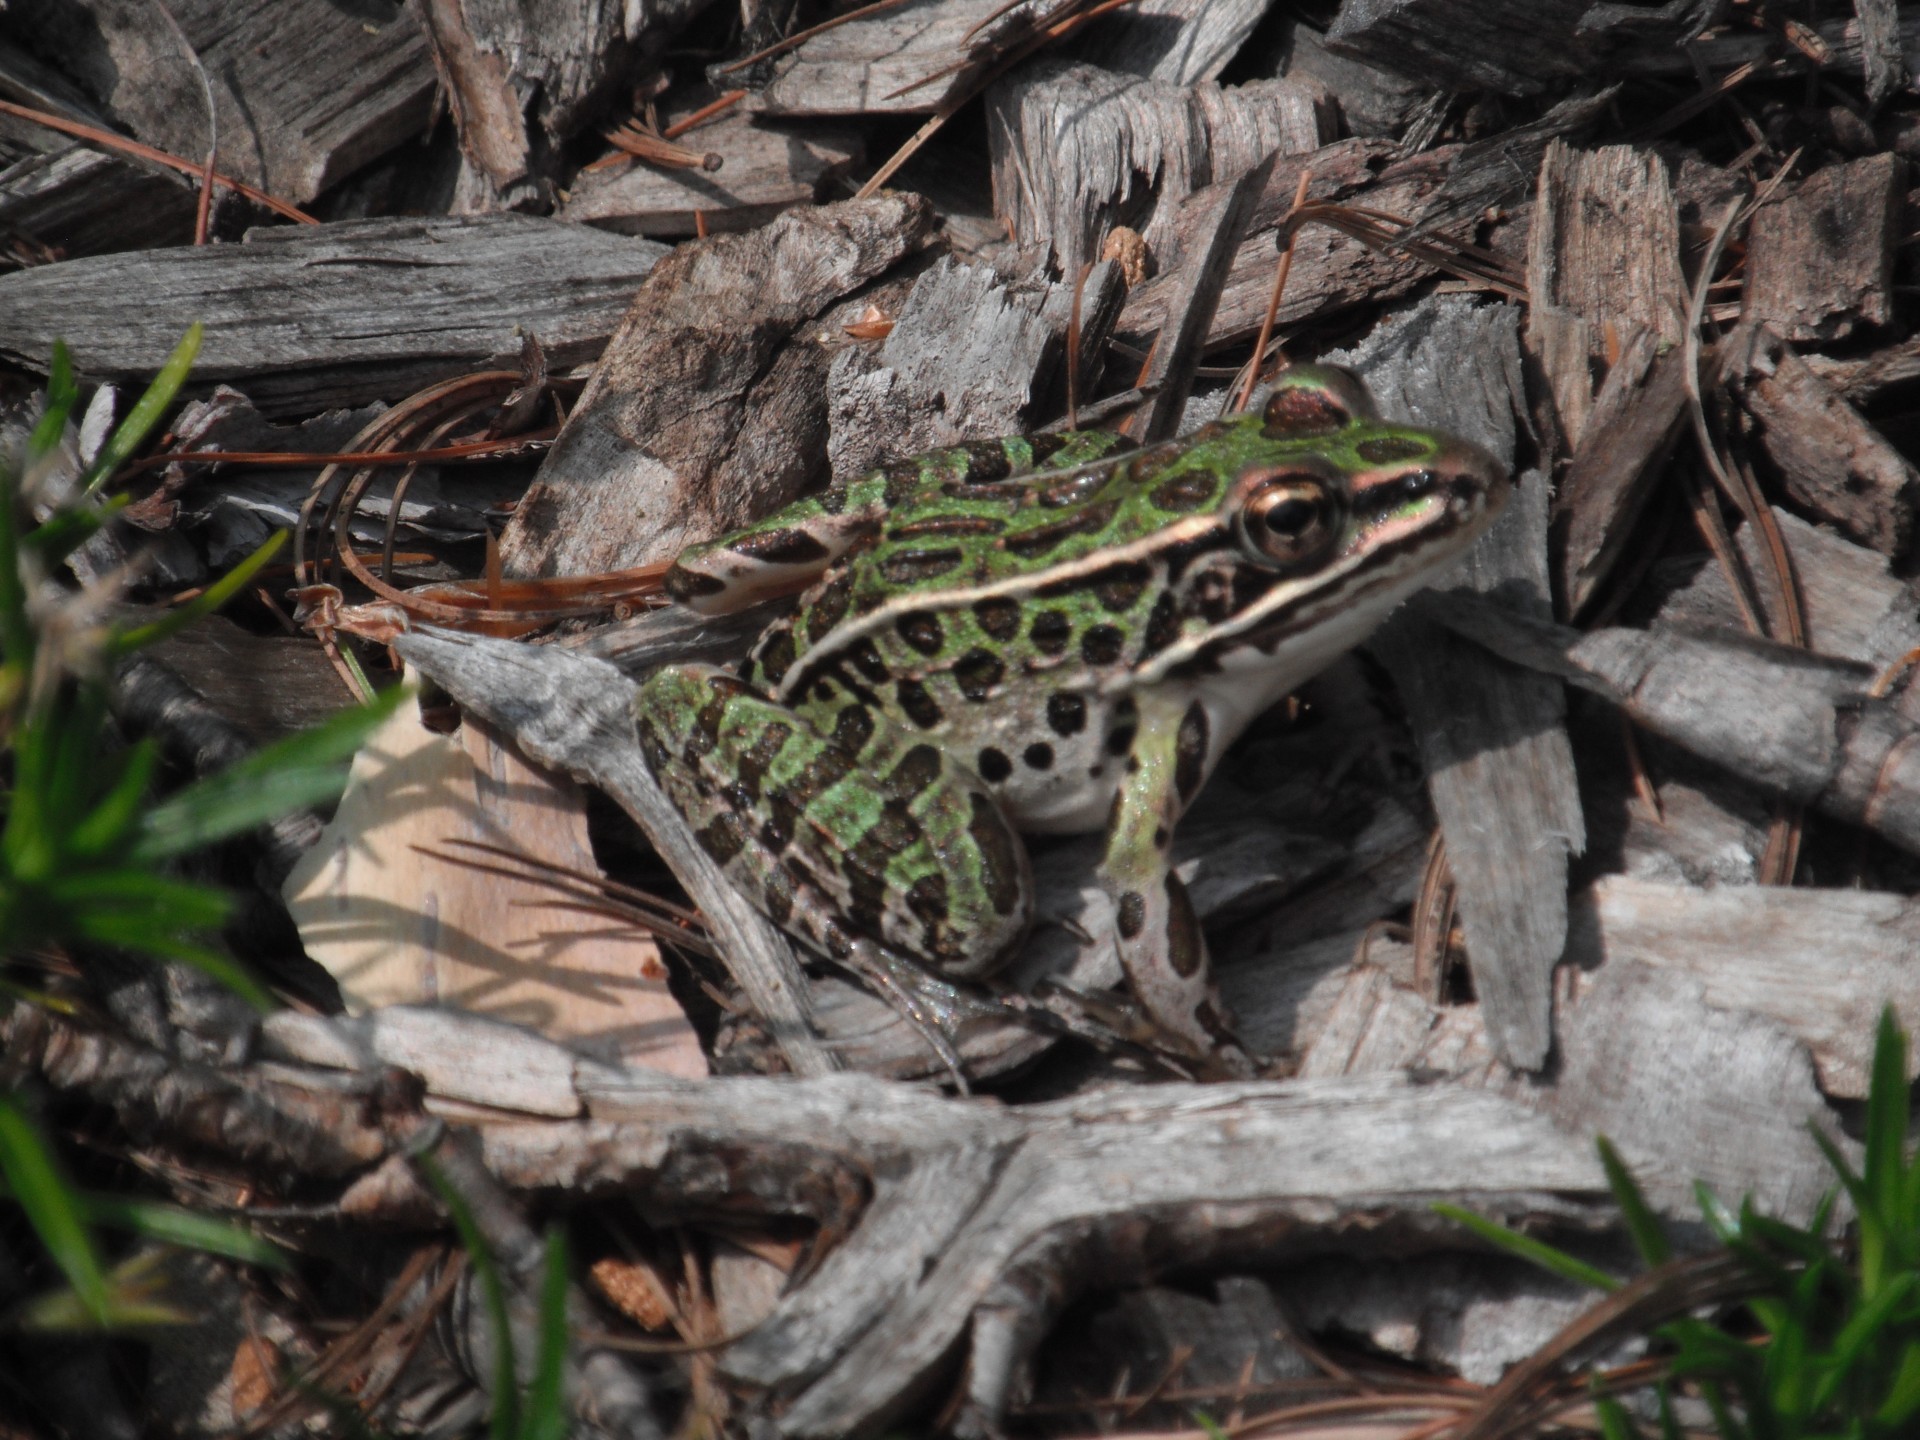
[1525,140,1687,447]
[1323,0,1599,97]
[1574,874,1920,1098]
[0,110,199,259]
[1743,153,1903,344]
[0,215,670,414]
[1344,296,1586,1072]
[986,59,1331,278]
[562,114,863,237]
[497,194,934,578]
[1727,322,1920,556]
[4,0,436,203]
[1066,0,1274,85]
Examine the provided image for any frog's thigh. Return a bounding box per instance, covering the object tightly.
[1101,690,1241,1059]
[634,664,1032,976]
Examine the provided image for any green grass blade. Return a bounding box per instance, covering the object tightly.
[79,324,201,497]
[0,1094,110,1326]
[1598,1136,1670,1266]
[421,1156,519,1440]
[133,684,401,861]
[26,341,77,467]
[66,740,157,858]
[83,1195,285,1268]
[1432,1203,1620,1292]
[108,528,285,658]
[521,1224,570,1440]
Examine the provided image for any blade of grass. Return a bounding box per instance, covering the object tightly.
[108,526,284,656]
[83,1195,285,1268]
[0,1094,110,1325]
[523,1224,570,1440]
[133,683,402,861]
[1433,1202,1620,1292]
[79,324,202,497]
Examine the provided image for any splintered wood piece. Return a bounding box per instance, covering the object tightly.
[1574,875,1920,1098]
[1132,154,1275,443]
[1064,0,1272,83]
[1654,505,1920,671]
[1856,0,1909,103]
[390,628,845,1079]
[1343,297,1586,1073]
[562,113,864,237]
[1429,593,1920,859]
[2,0,435,203]
[282,695,706,1079]
[1535,958,1845,1224]
[745,0,1050,116]
[1559,330,1692,617]
[986,59,1330,277]
[825,255,1111,477]
[0,215,669,415]
[0,109,200,257]
[1804,334,1920,401]
[1323,0,1598,96]
[1743,154,1903,344]
[1525,141,1687,448]
[497,194,934,578]
[1727,323,1920,556]
[1118,139,1460,350]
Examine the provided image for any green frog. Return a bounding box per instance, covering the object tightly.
[635,367,1508,1077]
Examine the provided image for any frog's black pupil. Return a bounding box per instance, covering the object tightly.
[1263,497,1319,538]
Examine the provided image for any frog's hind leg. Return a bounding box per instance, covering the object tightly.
[633,664,1035,1077]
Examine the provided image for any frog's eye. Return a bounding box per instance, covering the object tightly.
[1235,473,1343,570]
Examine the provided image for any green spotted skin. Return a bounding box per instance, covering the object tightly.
[637,367,1511,1068]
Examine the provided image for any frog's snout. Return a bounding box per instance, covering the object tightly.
[1436,435,1512,528]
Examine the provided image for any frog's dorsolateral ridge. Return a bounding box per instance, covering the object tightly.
[636,367,1510,1076]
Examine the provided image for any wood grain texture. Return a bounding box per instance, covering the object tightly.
[748,0,1046,116]
[825,255,1094,478]
[1345,296,1586,1073]
[562,114,863,237]
[0,215,670,414]
[1526,141,1686,447]
[1324,0,1597,95]
[1118,139,1458,349]
[1065,0,1272,84]
[1728,323,1920,556]
[1575,874,1920,1098]
[0,112,199,258]
[987,58,1331,279]
[497,194,934,578]
[2,0,436,203]
[1743,153,1903,345]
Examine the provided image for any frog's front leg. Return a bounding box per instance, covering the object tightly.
[1102,689,1257,1078]
[634,662,1034,987]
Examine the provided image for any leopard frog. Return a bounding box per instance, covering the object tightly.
[636,367,1509,1073]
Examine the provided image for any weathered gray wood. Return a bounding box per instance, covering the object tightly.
[1559,331,1692,617]
[1325,0,1597,95]
[391,628,845,1080]
[561,114,863,237]
[1654,506,1920,672]
[1743,154,1903,345]
[1340,297,1585,1072]
[1536,958,1843,1224]
[1430,593,1920,860]
[1132,155,1274,443]
[824,255,1098,478]
[986,59,1330,280]
[4,0,436,203]
[1857,0,1910,103]
[1728,324,1920,557]
[1066,0,1274,84]
[747,0,1047,116]
[497,195,933,578]
[0,110,198,259]
[1118,139,1460,350]
[0,215,670,415]
[1573,875,1920,1098]
[1409,88,1619,243]
[1525,142,1686,448]
[1275,20,1426,137]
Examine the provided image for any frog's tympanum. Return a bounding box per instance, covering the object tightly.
[637,367,1510,1076]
